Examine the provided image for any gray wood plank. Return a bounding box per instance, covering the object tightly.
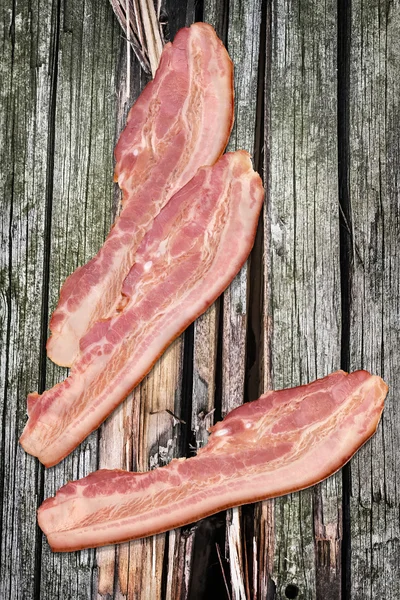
[0,0,55,598]
[222,38,262,600]
[94,36,150,600]
[38,1,122,598]
[203,1,263,598]
[95,4,196,598]
[265,0,341,598]
[4,2,389,598]
[349,2,400,598]
[222,0,262,412]
[180,3,227,596]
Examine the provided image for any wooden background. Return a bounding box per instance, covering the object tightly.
[1,0,399,598]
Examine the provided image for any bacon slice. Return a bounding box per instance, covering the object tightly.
[38,370,387,552]
[47,22,234,367]
[20,151,264,466]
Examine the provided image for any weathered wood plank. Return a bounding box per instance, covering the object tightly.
[190,0,225,444]
[221,0,262,408]
[0,0,55,598]
[96,4,197,598]
[182,1,265,595]
[94,36,149,600]
[175,3,228,594]
[203,1,264,597]
[349,2,400,598]
[38,1,122,598]
[191,304,219,451]
[266,0,341,598]
[6,2,399,598]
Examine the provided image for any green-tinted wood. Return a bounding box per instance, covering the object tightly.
[349,2,400,598]
[266,0,341,598]
[39,1,121,598]
[0,0,55,597]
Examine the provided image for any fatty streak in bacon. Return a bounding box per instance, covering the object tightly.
[47,22,234,367]
[38,370,388,552]
[20,151,264,467]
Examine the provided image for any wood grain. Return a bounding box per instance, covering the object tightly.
[38,1,121,598]
[349,1,400,598]
[265,0,341,598]
[223,1,264,594]
[0,1,56,598]
[96,3,197,598]
[94,28,150,600]
[187,1,264,597]
[1,0,397,598]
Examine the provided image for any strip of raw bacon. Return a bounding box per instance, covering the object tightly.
[20,151,264,466]
[47,22,234,367]
[38,370,387,552]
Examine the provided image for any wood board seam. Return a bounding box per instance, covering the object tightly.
[337,0,352,598]
[35,0,62,598]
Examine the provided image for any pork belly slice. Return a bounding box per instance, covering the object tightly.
[47,22,234,367]
[38,370,387,552]
[20,151,264,466]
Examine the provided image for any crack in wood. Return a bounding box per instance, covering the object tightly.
[337,0,352,598]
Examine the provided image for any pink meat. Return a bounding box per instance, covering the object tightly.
[38,370,387,552]
[47,22,234,367]
[20,151,264,467]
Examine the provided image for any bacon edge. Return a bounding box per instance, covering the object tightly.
[47,22,235,367]
[37,370,387,552]
[20,151,264,467]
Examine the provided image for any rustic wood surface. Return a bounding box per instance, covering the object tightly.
[264,2,342,599]
[1,0,399,598]
[348,2,400,599]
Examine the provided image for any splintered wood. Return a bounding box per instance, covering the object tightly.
[109,0,164,75]
[96,7,182,598]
